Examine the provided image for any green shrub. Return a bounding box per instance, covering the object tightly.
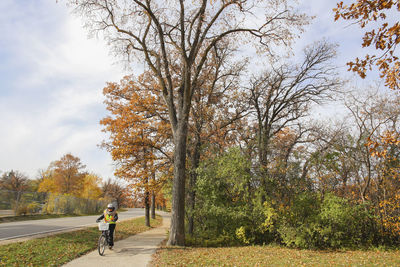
[277,193,377,249]
[192,148,253,243]
[186,232,238,247]
[316,194,376,248]
[277,192,321,248]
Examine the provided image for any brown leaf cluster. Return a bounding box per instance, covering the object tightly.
[334,0,400,90]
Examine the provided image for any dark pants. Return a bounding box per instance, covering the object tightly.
[108,224,116,246]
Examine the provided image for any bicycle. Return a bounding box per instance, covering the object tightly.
[97,222,110,256]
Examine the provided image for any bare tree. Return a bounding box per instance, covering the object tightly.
[102,178,128,208]
[67,0,309,245]
[247,41,340,202]
[306,88,400,202]
[305,121,360,196]
[343,89,400,202]
[0,170,30,215]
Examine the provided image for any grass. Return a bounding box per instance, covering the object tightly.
[152,244,400,266]
[0,215,162,266]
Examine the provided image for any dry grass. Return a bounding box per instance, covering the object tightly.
[152,244,400,266]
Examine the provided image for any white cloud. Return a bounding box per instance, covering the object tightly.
[0,0,127,179]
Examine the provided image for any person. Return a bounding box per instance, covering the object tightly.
[96,203,118,249]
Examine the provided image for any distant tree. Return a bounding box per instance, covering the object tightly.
[30,169,47,192]
[307,124,361,198]
[38,153,87,196]
[368,130,400,238]
[343,89,400,202]
[0,170,30,214]
[102,178,129,208]
[80,173,102,200]
[37,168,57,194]
[0,170,29,191]
[334,0,400,90]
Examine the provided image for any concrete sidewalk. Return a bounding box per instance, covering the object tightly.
[63,212,170,267]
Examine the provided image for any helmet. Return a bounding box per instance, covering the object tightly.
[107,203,115,212]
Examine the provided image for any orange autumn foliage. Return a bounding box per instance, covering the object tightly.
[38,154,104,200]
[368,130,400,236]
[38,153,88,197]
[101,72,173,198]
[334,0,400,90]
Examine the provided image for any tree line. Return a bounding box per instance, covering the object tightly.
[65,0,400,247]
[0,154,132,215]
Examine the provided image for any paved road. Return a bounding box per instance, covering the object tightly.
[0,208,145,241]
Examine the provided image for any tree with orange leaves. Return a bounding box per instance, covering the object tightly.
[334,0,400,90]
[368,130,400,239]
[101,72,172,226]
[38,153,88,197]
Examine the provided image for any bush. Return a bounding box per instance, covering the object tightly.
[16,204,28,216]
[234,200,279,245]
[41,193,108,215]
[192,148,257,246]
[186,232,238,247]
[277,193,321,248]
[27,202,41,214]
[316,194,376,248]
[277,193,377,249]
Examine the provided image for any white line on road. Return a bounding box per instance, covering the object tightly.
[0,222,97,241]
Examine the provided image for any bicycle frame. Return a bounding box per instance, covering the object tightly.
[102,229,110,242]
[98,223,110,256]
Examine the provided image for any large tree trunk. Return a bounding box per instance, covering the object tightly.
[151,190,156,219]
[168,122,188,246]
[150,148,156,219]
[143,146,150,227]
[188,136,201,235]
[145,189,150,227]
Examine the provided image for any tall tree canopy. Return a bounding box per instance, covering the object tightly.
[68,0,309,245]
[101,72,172,226]
[246,41,340,203]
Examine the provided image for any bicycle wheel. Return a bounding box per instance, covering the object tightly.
[98,234,107,256]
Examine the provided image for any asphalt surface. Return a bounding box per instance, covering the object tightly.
[63,212,170,267]
[0,208,145,241]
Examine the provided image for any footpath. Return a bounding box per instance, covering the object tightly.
[63,212,170,267]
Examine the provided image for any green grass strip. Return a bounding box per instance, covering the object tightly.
[0,215,162,266]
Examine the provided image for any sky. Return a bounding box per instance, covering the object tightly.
[0,0,390,180]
